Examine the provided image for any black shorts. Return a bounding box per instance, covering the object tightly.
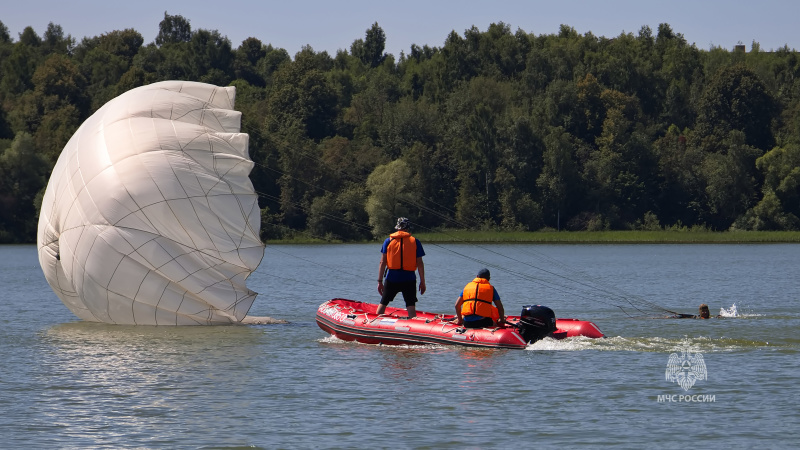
[380,280,418,307]
[463,316,494,329]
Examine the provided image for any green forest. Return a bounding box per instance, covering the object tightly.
[1,13,799,243]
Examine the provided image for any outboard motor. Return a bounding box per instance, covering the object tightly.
[517,305,557,343]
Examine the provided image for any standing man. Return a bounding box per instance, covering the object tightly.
[455,268,505,328]
[377,217,426,318]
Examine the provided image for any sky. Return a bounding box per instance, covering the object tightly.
[3,0,799,58]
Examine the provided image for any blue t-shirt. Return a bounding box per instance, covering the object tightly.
[381,237,425,282]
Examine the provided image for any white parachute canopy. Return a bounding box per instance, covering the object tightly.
[37,81,265,325]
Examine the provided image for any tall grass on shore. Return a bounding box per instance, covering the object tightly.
[414,230,800,243]
[266,230,800,244]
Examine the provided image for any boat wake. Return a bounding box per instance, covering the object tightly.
[525,336,597,351]
[524,335,773,352]
[319,335,349,345]
[318,334,450,350]
[321,328,775,353]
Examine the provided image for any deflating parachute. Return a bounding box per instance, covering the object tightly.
[37,81,265,325]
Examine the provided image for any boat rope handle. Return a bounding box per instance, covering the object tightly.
[440,323,460,334]
[368,315,385,324]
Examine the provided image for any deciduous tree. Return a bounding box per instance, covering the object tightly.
[366,159,417,236]
[155,12,191,46]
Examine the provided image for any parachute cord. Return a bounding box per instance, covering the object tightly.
[256,190,374,235]
[245,137,682,318]
[424,241,674,316]
[267,245,364,281]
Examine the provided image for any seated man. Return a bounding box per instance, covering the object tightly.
[455,268,505,328]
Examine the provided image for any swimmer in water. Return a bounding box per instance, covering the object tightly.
[667,304,719,319]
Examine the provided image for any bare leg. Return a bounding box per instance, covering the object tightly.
[376,304,387,315]
[407,305,416,318]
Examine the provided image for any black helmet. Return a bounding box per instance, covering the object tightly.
[395,217,410,230]
[477,268,490,279]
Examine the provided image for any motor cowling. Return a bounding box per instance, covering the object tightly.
[517,305,557,343]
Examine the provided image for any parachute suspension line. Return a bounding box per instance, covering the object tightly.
[256,189,374,235]
[423,241,655,316]
[250,160,375,238]
[250,173,379,296]
[244,131,468,238]
[268,246,365,282]
[243,125,460,232]
[408,219,679,318]
[257,267,368,304]
[244,138,677,317]
[376,174,679,316]
[498,242,677,315]
[246,130,466,234]
[378,183,678,317]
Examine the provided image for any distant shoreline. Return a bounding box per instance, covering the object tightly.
[265,230,800,244]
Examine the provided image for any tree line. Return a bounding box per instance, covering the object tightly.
[1,13,799,243]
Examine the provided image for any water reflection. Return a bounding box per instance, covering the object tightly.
[457,347,502,361]
[36,322,270,446]
[379,348,431,382]
[456,348,503,389]
[43,322,267,361]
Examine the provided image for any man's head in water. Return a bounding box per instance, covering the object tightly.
[699,304,710,319]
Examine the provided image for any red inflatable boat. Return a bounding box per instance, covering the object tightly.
[316,298,604,350]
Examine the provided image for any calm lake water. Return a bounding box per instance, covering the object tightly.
[1,243,798,448]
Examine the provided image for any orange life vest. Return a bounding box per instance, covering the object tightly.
[386,231,417,271]
[461,278,499,320]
